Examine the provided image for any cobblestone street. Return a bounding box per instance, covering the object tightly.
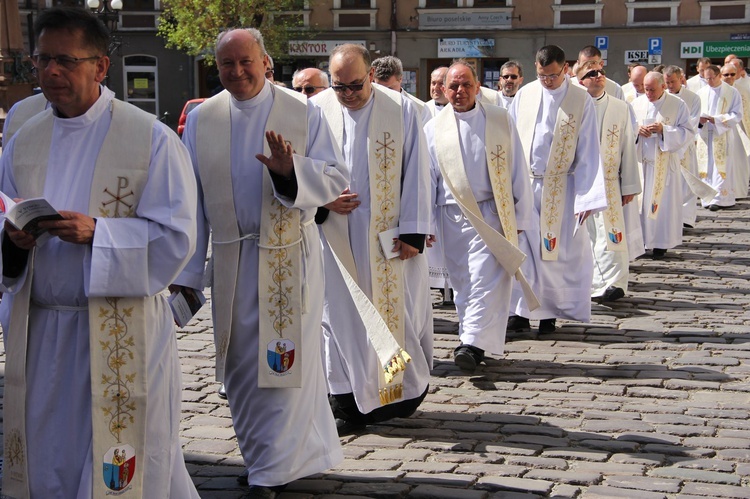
[4,201,750,498]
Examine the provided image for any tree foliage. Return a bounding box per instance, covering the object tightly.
[158,0,303,63]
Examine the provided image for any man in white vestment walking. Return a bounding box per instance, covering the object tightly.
[576,65,641,302]
[174,28,348,497]
[424,61,533,371]
[507,45,607,334]
[664,65,703,229]
[622,65,647,104]
[312,44,433,435]
[425,66,448,117]
[696,65,746,212]
[632,71,694,259]
[0,7,199,498]
[497,60,524,109]
[687,57,712,93]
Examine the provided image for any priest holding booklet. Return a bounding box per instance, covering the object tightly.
[0,7,200,498]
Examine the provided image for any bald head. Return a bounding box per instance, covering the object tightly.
[631,65,648,94]
[292,67,329,96]
[721,64,737,86]
[430,66,449,104]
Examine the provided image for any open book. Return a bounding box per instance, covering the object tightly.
[0,192,63,246]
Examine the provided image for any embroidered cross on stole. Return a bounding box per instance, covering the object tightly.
[197,87,307,389]
[317,84,412,405]
[697,85,730,182]
[599,96,628,252]
[5,100,153,498]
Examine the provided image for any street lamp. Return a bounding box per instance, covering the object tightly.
[87,0,123,34]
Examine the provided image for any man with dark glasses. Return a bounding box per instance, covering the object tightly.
[497,60,524,109]
[292,67,329,97]
[573,45,624,101]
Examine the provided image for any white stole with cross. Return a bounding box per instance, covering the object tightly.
[316,84,412,405]
[4,100,152,499]
[516,81,587,261]
[632,93,681,220]
[599,95,628,252]
[433,101,539,310]
[196,86,307,389]
[697,84,731,181]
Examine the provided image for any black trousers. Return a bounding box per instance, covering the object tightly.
[329,385,429,425]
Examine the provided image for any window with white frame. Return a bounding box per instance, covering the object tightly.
[552,0,603,28]
[119,0,158,31]
[269,0,310,30]
[625,1,680,26]
[699,0,750,24]
[333,0,377,30]
[123,54,158,115]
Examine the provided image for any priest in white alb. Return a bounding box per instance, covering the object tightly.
[312,43,433,434]
[174,28,348,497]
[508,45,607,334]
[1,7,199,498]
[632,71,694,259]
[424,61,534,371]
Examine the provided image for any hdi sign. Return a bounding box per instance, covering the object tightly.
[680,41,750,58]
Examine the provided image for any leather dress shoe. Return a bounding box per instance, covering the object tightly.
[602,286,625,302]
[237,468,249,485]
[539,318,556,334]
[335,418,366,436]
[218,384,227,400]
[709,204,721,212]
[453,344,485,372]
[652,248,667,260]
[507,315,531,332]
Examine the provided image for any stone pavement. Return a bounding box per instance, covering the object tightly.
[4,201,750,498]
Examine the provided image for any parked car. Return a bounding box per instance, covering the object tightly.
[177,98,206,137]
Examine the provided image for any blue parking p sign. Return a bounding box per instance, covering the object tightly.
[595,36,608,50]
[648,37,662,55]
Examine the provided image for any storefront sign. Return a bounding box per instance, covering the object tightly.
[420,12,512,28]
[288,40,365,56]
[680,41,750,58]
[624,50,649,64]
[438,38,495,58]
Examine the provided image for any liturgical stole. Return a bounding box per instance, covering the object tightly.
[599,96,628,252]
[697,84,731,181]
[317,84,412,405]
[433,101,539,310]
[196,87,307,389]
[3,93,48,145]
[632,92,680,220]
[516,82,587,261]
[5,100,153,499]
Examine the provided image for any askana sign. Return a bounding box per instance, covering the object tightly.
[680,41,750,58]
[288,40,365,56]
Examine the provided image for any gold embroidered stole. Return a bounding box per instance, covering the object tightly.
[197,87,306,388]
[633,93,680,220]
[5,100,152,499]
[599,96,628,252]
[676,91,720,203]
[697,84,730,181]
[433,102,540,310]
[516,82,586,261]
[3,93,48,145]
[317,85,412,404]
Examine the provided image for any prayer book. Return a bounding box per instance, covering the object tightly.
[169,287,206,327]
[0,192,63,246]
[378,227,400,259]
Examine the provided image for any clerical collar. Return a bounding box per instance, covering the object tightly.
[595,91,606,101]
[543,77,568,97]
[53,85,114,127]
[454,103,480,119]
[231,79,272,109]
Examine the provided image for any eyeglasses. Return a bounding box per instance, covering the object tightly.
[722,72,736,77]
[581,68,605,81]
[331,76,368,93]
[537,66,566,82]
[294,86,326,94]
[501,74,519,80]
[32,54,101,71]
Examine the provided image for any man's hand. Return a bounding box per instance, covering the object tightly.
[324,188,361,215]
[576,210,594,224]
[393,239,419,260]
[426,234,436,248]
[622,194,636,206]
[699,115,715,125]
[256,131,294,178]
[38,211,96,245]
[4,221,35,250]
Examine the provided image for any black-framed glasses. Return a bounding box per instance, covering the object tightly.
[537,66,566,82]
[581,68,605,81]
[32,54,101,71]
[331,76,368,93]
[501,74,519,80]
[294,86,326,94]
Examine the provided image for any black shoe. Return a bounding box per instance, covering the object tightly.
[245,485,287,499]
[539,319,556,334]
[218,384,227,400]
[652,248,667,260]
[602,286,625,302]
[336,418,366,436]
[237,468,249,485]
[507,315,531,332]
[683,223,694,229]
[453,344,485,372]
[709,204,720,212]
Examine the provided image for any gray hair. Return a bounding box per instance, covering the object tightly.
[372,56,403,81]
[645,71,665,86]
[292,67,330,87]
[663,65,683,78]
[446,59,478,84]
[500,60,523,77]
[215,28,267,57]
